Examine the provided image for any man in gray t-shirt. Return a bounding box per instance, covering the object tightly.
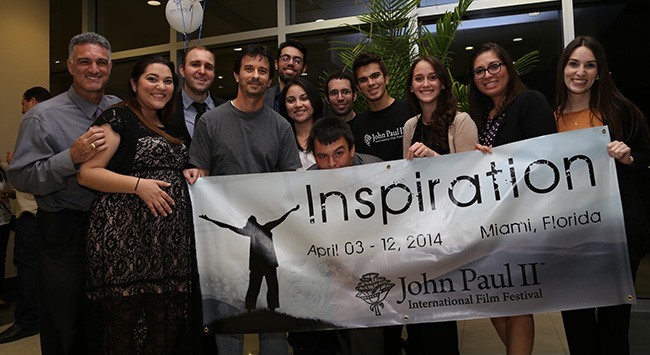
[186,45,300,177]
[185,44,300,355]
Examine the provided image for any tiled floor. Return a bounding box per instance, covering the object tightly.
[2,303,649,354]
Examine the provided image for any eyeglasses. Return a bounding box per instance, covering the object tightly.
[279,54,303,66]
[471,62,505,79]
[328,89,353,97]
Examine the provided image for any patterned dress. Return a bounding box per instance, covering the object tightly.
[85,106,199,354]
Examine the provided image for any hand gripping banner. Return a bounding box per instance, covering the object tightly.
[189,127,634,333]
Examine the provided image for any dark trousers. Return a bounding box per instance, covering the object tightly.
[0,223,10,292]
[245,267,279,310]
[13,213,39,329]
[288,330,338,355]
[384,321,460,355]
[561,259,640,355]
[37,209,88,355]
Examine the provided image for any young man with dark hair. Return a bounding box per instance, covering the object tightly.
[265,39,308,112]
[324,71,358,125]
[21,86,52,114]
[305,116,382,354]
[172,46,226,147]
[307,116,382,169]
[351,52,414,162]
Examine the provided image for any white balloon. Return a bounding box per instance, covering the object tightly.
[165,0,204,34]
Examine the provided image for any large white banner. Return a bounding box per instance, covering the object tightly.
[189,127,634,333]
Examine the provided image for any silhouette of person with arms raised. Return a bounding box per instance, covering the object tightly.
[199,204,300,312]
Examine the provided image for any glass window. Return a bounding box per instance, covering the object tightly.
[50,0,82,94]
[49,72,73,97]
[200,0,277,37]
[574,0,649,121]
[96,0,170,52]
[422,6,562,103]
[289,0,366,24]
[420,0,466,7]
[288,31,365,93]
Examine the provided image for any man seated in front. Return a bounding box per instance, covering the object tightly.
[308,116,381,170]
[306,115,382,354]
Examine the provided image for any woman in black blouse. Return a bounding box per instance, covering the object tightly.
[468,42,556,355]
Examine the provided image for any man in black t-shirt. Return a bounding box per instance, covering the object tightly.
[352,52,414,161]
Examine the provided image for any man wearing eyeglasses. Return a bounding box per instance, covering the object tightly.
[264,39,308,112]
[324,70,358,126]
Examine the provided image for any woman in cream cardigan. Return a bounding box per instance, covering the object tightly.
[400,55,478,354]
[403,55,477,160]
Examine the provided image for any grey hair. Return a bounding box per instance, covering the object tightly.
[68,32,111,59]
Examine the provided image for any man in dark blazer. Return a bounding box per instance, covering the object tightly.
[172,46,226,146]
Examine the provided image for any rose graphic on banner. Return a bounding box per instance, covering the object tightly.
[356,272,395,316]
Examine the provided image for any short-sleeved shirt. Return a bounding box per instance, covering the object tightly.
[353,99,414,161]
[188,101,301,175]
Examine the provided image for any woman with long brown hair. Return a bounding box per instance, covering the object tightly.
[401,54,478,354]
[403,54,477,159]
[78,55,201,354]
[555,35,650,355]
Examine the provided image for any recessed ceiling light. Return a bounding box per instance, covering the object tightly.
[315,19,325,22]
[528,12,540,17]
[465,46,473,51]
[513,37,523,42]
[147,1,161,6]
[54,60,61,64]
[234,47,242,52]
[218,76,223,79]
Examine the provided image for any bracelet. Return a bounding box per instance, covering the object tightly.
[134,177,141,192]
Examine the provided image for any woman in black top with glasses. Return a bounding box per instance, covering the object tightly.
[468,42,556,355]
[469,43,556,152]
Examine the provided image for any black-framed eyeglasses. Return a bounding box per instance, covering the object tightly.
[328,89,353,97]
[471,62,505,79]
[279,54,303,65]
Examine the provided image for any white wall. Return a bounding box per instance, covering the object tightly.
[0,0,49,278]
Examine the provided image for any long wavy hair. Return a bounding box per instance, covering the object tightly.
[120,55,181,145]
[405,55,457,153]
[468,42,526,128]
[279,77,324,149]
[555,36,649,142]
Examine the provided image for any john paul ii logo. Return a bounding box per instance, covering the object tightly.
[363,135,372,147]
[355,272,395,316]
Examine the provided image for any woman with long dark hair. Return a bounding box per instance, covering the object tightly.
[78,55,201,354]
[468,42,556,355]
[403,54,477,159]
[555,35,650,355]
[279,77,324,169]
[401,54,478,354]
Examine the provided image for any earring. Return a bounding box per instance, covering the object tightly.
[596,75,600,80]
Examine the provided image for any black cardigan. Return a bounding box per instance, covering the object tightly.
[487,90,557,147]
